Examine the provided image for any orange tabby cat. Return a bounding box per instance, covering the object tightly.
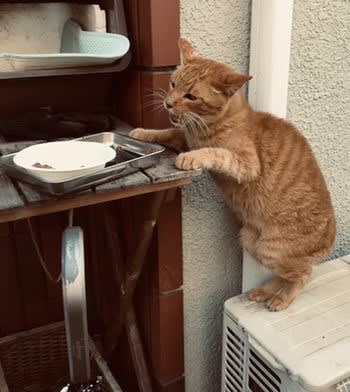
[130,38,336,311]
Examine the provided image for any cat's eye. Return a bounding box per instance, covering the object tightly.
[184,93,197,101]
[170,81,175,88]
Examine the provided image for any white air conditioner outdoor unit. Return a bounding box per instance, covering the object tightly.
[221,257,350,392]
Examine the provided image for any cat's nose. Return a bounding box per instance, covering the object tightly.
[165,101,173,110]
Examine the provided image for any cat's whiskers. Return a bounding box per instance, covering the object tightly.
[183,113,201,141]
[158,87,168,96]
[143,97,164,109]
[184,112,212,146]
[143,89,167,103]
[145,103,165,113]
[143,89,169,115]
[182,114,197,140]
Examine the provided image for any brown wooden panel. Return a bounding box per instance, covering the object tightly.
[114,70,142,127]
[0,74,113,116]
[38,213,64,322]
[86,206,104,329]
[156,377,185,392]
[0,222,9,237]
[12,219,48,329]
[151,290,184,383]
[111,330,140,392]
[0,224,25,335]
[154,189,182,291]
[125,0,180,67]
[124,0,140,62]
[140,71,172,129]
[115,70,172,129]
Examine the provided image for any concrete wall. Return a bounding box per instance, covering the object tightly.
[180,0,350,390]
[180,1,251,391]
[288,0,350,257]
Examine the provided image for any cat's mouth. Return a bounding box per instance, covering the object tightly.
[169,113,180,126]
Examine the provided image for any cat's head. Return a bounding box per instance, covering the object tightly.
[164,38,252,128]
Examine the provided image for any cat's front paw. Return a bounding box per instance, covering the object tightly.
[129,128,153,142]
[176,152,205,170]
[266,295,290,312]
[248,288,271,303]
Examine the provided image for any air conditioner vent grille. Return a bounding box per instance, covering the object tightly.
[248,348,281,392]
[222,318,282,392]
[224,326,245,392]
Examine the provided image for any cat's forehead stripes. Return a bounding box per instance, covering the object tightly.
[174,61,216,89]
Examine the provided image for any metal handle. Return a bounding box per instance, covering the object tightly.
[62,227,91,384]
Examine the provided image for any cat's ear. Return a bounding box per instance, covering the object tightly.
[178,38,201,64]
[216,72,252,97]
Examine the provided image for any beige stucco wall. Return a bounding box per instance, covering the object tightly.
[180,1,251,391]
[181,0,350,391]
[288,0,350,259]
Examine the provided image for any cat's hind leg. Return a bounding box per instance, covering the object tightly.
[248,276,285,303]
[266,267,312,311]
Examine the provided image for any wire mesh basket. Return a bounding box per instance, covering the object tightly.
[0,322,122,392]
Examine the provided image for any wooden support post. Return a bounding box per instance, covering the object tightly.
[126,307,153,392]
[104,191,165,355]
[101,192,167,392]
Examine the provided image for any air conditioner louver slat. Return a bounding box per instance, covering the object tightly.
[222,318,283,392]
[225,355,243,378]
[226,362,243,389]
[224,355,243,391]
[249,370,275,392]
[226,341,243,369]
[225,382,235,392]
[225,381,239,392]
[223,325,245,392]
[250,349,281,385]
[226,348,243,369]
[249,357,280,392]
[227,327,244,350]
[225,371,242,392]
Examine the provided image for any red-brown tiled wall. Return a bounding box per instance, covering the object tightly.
[115,2,184,391]
[116,70,173,129]
[124,0,180,67]
[116,0,180,129]
[134,191,185,392]
[151,290,184,382]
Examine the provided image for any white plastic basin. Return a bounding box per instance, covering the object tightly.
[14,141,116,183]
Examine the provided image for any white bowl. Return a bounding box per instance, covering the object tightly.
[14,141,116,183]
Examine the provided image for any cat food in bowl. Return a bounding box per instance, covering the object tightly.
[14,141,116,183]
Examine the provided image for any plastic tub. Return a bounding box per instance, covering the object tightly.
[0,19,130,72]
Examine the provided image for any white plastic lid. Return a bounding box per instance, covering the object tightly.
[225,256,350,391]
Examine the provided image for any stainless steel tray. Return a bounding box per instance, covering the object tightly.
[0,132,165,196]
